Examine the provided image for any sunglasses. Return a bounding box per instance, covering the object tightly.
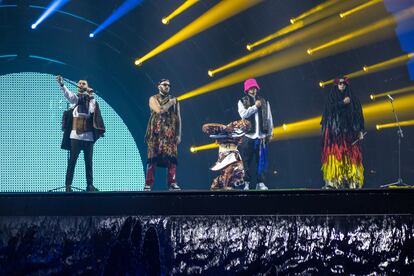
[160,83,171,87]
[338,81,346,85]
[78,82,87,85]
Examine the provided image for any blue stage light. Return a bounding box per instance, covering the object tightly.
[89,0,143,38]
[30,0,69,29]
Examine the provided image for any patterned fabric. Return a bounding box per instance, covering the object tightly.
[321,85,364,189]
[202,119,251,144]
[203,119,251,190]
[210,159,244,190]
[145,94,180,167]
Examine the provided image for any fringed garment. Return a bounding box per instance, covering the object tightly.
[321,86,365,189]
[145,94,181,167]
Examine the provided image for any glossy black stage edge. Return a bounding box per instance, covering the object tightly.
[1,188,414,216]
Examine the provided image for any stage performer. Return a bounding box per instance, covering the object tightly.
[238,78,274,190]
[202,120,251,190]
[57,75,105,192]
[144,79,181,191]
[321,76,365,189]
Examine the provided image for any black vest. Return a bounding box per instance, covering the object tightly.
[241,95,269,135]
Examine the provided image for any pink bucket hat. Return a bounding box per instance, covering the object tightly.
[244,78,260,93]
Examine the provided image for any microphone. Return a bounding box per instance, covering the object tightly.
[387,94,394,102]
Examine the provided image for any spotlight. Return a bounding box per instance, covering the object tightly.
[134,59,143,66]
[307,49,313,55]
[90,0,144,38]
[363,66,368,72]
[89,33,94,38]
[376,120,414,130]
[208,70,214,77]
[246,44,252,51]
[370,94,375,100]
[31,0,69,30]
[290,18,295,24]
[340,0,383,19]
[319,82,324,88]
[190,146,196,153]
[162,0,200,26]
[282,124,288,130]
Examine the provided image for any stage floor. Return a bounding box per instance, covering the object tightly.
[1,188,414,216]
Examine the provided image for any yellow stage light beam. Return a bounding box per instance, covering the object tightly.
[209,1,393,78]
[179,6,414,101]
[247,0,367,52]
[135,0,263,66]
[291,0,365,25]
[190,143,218,153]
[275,93,414,140]
[179,44,314,100]
[162,0,200,25]
[320,52,414,87]
[340,0,383,18]
[376,119,414,130]
[364,52,414,73]
[190,93,414,152]
[246,21,304,51]
[290,0,342,24]
[370,85,414,100]
[319,68,366,87]
[210,13,345,77]
[308,6,414,55]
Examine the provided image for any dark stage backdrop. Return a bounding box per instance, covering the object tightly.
[0,0,413,191]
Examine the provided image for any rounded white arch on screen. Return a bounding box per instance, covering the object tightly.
[0,72,145,192]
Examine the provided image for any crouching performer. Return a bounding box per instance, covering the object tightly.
[202,120,251,190]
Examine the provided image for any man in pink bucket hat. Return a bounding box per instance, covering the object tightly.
[238,78,274,190]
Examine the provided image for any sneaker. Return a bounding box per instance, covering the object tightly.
[169,183,181,191]
[210,152,238,171]
[230,128,245,138]
[144,185,152,191]
[256,182,268,190]
[243,181,250,191]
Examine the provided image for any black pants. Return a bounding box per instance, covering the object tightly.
[65,139,94,188]
[239,137,266,184]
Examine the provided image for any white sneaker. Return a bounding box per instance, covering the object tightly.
[144,185,151,191]
[256,182,268,190]
[210,152,238,171]
[169,183,181,191]
[243,182,250,191]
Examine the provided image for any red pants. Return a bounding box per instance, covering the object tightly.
[145,161,177,186]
